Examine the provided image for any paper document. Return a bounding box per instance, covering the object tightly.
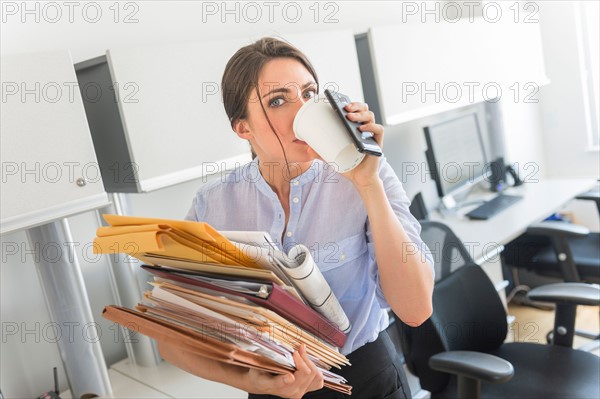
[96,215,354,394]
[223,231,351,333]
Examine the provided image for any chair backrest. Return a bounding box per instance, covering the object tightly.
[409,192,429,221]
[419,220,475,282]
[395,221,508,393]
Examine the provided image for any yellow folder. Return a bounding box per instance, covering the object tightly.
[93,214,259,267]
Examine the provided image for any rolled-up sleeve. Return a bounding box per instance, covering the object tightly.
[366,158,435,309]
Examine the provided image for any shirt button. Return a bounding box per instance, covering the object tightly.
[293,180,299,186]
[339,254,346,261]
[286,231,293,237]
[292,197,299,204]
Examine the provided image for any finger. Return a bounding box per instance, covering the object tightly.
[299,344,315,369]
[292,346,312,376]
[299,345,320,382]
[358,123,384,142]
[292,348,312,392]
[346,110,375,124]
[304,364,321,391]
[344,102,369,112]
[358,124,384,149]
[308,369,325,392]
[358,122,383,135]
[295,345,318,396]
[303,355,321,385]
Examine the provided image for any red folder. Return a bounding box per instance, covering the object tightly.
[141,265,347,348]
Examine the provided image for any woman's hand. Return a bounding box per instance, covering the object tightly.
[303,100,383,190]
[159,340,323,398]
[246,344,324,398]
[340,102,384,190]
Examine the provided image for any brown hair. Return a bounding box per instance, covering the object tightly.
[221,37,319,160]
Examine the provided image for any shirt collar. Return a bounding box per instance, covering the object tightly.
[251,157,323,197]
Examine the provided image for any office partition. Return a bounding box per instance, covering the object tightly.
[357,16,549,126]
[76,30,364,193]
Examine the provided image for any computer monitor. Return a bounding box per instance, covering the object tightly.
[423,112,489,201]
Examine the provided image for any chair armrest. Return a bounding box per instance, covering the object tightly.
[527,283,600,306]
[429,351,514,383]
[526,221,589,238]
[575,190,600,202]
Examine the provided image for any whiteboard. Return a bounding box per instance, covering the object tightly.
[364,17,549,126]
[85,30,363,192]
[1,51,110,235]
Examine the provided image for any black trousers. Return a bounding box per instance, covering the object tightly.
[248,330,411,399]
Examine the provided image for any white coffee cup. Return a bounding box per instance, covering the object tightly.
[293,96,365,173]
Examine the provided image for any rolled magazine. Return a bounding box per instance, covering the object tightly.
[223,231,351,334]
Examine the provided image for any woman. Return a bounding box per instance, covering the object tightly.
[158,37,434,399]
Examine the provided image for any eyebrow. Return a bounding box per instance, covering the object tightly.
[261,81,317,99]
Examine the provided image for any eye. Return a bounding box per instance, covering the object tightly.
[269,96,284,107]
[303,89,316,99]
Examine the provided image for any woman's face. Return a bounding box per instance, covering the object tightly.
[235,57,318,165]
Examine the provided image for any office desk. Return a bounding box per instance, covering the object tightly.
[429,178,596,305]
[430,178,596,258]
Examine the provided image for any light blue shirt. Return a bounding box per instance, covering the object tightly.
[185,156,434,355]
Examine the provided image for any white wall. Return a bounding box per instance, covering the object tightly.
[537,2,600,230]
[538,2,599,178]
[1,1,597,397]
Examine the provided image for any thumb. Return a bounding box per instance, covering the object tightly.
[278,373,295,386]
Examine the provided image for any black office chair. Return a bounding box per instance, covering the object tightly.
[502,189,600,345]
[393,221,600,399]
[503,188,600,285]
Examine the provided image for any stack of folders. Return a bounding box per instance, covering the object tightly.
[94,214,352,394]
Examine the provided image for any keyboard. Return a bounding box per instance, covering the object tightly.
[465,194,523,220]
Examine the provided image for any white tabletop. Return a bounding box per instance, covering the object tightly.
[429,178,597,261]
